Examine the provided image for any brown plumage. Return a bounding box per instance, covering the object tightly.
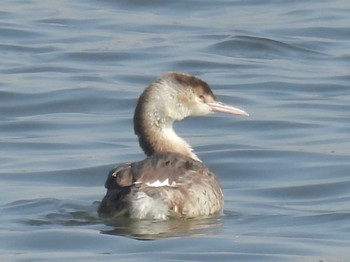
[98,72,248,219]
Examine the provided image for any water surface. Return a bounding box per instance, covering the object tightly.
[1,0,350,261]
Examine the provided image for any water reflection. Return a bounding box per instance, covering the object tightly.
[2,198,222,240]
[101,216,223,240]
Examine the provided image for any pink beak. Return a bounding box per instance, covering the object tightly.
[208,102,249,116]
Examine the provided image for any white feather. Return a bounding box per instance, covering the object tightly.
[146,178,177,187]
[130,192,169,220]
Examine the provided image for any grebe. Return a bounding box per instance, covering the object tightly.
[98,72,248,220]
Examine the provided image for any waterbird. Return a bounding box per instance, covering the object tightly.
[98,72,248,220]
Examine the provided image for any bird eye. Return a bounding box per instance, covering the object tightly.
[199,95,205,101]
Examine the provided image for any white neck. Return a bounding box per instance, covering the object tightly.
[158,125,201,162]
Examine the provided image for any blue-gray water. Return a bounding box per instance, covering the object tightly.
[1,0,350,261]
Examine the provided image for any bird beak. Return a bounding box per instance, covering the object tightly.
[207,102,249,116]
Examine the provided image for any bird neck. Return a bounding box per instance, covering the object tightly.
[134,100,200,162]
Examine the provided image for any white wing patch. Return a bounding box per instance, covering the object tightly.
[146,178,176,187]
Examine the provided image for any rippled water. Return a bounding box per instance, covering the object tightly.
[1,0,350,261]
